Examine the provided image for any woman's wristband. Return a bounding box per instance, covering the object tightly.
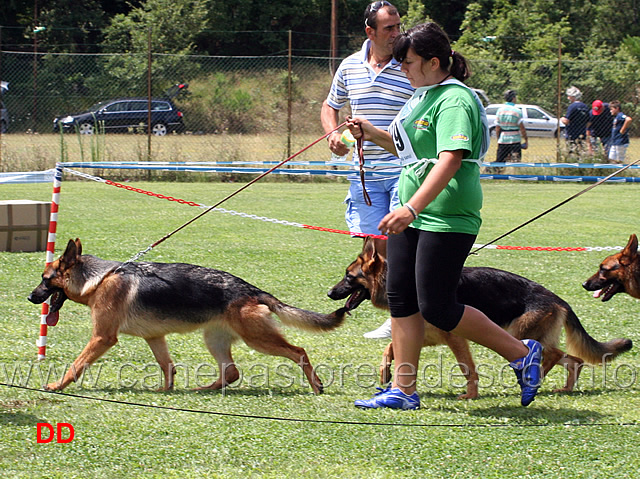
[404,203,418,220]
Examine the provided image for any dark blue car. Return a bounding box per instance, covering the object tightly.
[53,84,187,136]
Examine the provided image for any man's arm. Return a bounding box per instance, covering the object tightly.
[621,115,633,135]
[519,122,528,149]
[321,100,349,156]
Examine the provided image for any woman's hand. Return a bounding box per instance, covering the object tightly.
[345,116,370,141]
[378,206,415,235]
[346,116,398,156]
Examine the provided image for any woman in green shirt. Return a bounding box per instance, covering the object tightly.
[348,22,543,410]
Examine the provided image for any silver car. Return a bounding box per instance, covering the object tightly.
[485,103,565,138]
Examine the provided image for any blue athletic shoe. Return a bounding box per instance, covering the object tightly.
[510,339,543,406]
[354,386,420,410]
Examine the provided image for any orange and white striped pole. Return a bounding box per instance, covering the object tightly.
[37,164,63,360]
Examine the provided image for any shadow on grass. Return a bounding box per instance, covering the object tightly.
[0,410,41,426]
[467,405,610,424]
[51,385,323,398]
[461,390,617,423]
[0,397,63,427]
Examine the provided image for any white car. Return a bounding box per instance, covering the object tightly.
[485,103,565,138]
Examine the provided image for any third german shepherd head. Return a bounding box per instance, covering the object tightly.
[583,233,640,301]
[328,237,389,311]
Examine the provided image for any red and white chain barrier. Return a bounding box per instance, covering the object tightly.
[61,167,624,251]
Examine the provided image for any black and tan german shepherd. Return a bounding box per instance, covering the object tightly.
[329,237,632,399]
[28,239,347,394]
[583,234,640,301]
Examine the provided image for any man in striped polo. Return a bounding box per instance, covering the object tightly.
[321,1,414,339]
[495,90,527,164]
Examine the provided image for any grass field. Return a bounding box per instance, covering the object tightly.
[1,179,640,478]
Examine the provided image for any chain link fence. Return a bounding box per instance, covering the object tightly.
[1,31,638,177]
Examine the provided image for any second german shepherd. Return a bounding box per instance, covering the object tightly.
[329,237,632,399]
[28,239,348,394]
[583,234,640,301]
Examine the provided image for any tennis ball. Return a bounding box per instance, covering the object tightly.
[340,130,356,148]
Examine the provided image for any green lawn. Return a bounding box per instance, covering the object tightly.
[1,179,639,478]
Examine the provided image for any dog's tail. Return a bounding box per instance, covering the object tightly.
[260,295,348,332]
[564,308,632,363]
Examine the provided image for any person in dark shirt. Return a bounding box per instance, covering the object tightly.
[560,86,589,156]
[608,100,633,163]
[586,100,613,158]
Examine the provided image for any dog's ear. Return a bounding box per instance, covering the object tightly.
[620,234,638,266]
[60,239,80,266]
[361,242,386,276]
[362,236,375,257]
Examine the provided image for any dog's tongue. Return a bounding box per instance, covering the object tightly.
[46,311,59,326]
[593,289,603,299]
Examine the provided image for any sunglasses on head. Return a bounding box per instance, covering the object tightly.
[365,1,392,27]
[369,0,391,12]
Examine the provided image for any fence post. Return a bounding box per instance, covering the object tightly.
[147,26,153,165]
[287,30,292,159]
[0,25,3,169]
[330,0,338,76]
[556,35,562,162]
[32,5,39,133]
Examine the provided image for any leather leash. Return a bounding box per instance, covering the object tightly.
[357,129,372,206]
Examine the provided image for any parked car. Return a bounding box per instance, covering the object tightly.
[485,103,565,138]
[1,81,8,133]
[53,83,188,136]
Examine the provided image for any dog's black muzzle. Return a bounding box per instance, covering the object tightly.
[328,277,370,311]
[28,284,68,312]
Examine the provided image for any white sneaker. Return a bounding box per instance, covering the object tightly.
[363,318,392,339]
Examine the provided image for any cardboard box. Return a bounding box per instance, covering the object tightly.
[0,200,51,252]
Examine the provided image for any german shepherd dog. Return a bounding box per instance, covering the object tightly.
[28,239,347,394]
[583,234,640,301]
[328,237,632,399]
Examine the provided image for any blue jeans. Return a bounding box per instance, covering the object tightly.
[344,177,399,235]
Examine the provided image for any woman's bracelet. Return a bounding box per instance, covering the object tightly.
[404,203,418,220]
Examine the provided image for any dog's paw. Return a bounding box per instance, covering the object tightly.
[551,387,573,394]
[457,391,479,400]
[43,382,63,391]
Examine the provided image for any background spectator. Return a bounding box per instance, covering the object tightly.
[586,100,613,158]
[608,100,633,163]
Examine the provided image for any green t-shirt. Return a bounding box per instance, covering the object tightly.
[398,84,484,234]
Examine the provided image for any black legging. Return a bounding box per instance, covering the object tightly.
[386,228,476,331]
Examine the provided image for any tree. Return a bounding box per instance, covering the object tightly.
[455,0,572,108]
[403,0,433,30]
[98,0,209,95]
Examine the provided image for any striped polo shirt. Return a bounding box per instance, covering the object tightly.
[496,103,523,144]
[326,40,414,178]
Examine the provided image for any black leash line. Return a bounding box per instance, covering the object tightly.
[2,383,638,428]
[471,158,640,255]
